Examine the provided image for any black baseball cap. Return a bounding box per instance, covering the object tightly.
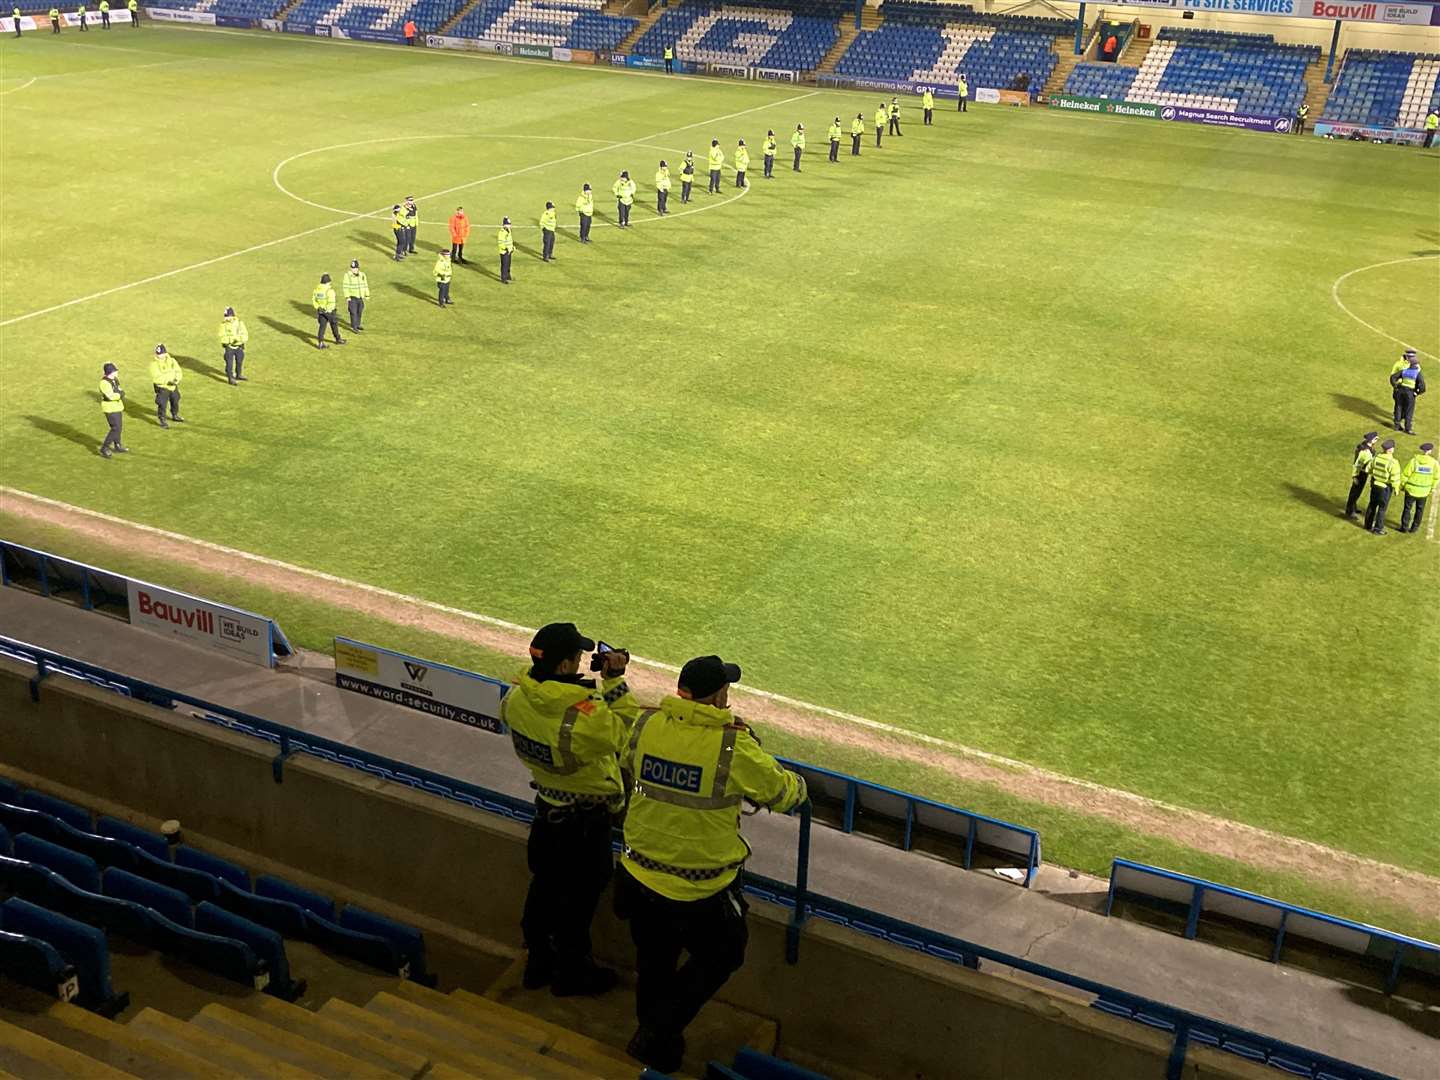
[529,622,594,663]
[678,655,741,700]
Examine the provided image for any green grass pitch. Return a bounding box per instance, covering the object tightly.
[1,26,1437,884]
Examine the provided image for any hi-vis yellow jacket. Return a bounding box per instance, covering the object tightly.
[621,696,807,901]
[501,669,642,810]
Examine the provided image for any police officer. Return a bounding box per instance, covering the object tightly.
[888,95,903,136]
[12,6,21,36]
[680,151,695,203]
[1425,109,1439,149]
[790,123,805,171]
[613,171,635,227]
[734,140,748,187]
[498,217,514,283]
[850,112,864,155]
[403,196,418,255]
[391,203,407,261]
[342,260,368,332]
[98,363,127,458]
[75,2,84,30]
[1398,442,1437,533]
[540,201,557,261]
[128,0,136,26]
[617,655,807,1073]
[219,305,248,383]
[49,5,60,32]
[1344,431,1377,521]
[1364,439,1401,535]
[148,344,183,428]
[707,140,724,194]
[762,130,776,178]
[502,622,642,995]
[1294,102,1309,135]
[1391,353,1425,435]
[98,0,108,28]
[312,273,344,348]
[922,87,935,125]
[827,117,841,162]
[575,183,594,242]
[664,44,674,74]
[433,248,452,307]
[875,102,887,147]
[654,161,670,215]
[957,74,969,111]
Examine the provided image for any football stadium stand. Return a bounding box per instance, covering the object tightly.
[1322,50,1440,128]
[831,2,1068,96]
[281,0,466,32]
[1063,27,1318,117]
[631,0,845,74]
[448,0,639,52]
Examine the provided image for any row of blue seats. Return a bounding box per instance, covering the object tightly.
[0,780,429,1005]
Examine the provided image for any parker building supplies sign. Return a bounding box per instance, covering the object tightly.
[334,637,507,734]
[128,582,276,667]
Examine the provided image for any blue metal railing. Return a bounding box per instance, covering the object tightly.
[0,635,1397,1080]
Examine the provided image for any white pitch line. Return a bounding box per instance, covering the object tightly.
[1330,254,1440,362]
[0,77,38,96]
[0,89,816,329]
[4,482,1437,888]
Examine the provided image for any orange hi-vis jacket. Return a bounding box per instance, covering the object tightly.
[448,211,469,243]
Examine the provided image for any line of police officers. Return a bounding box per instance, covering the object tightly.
[501,622,806,1074]
[1344,349,1435,534]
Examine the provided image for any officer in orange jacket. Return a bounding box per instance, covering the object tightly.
[403,17,416,44]
[448,207,470,264]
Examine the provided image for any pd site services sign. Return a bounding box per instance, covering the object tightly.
[333,637,507,734]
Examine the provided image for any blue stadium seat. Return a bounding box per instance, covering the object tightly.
[449,0,637,50]
[0,896,124,1012]
[0,805,141,873]
[0,824,10,856]
[96,815,171,861]
[2,854,157,943]
[731,1048,832,1079]
[195,901,304,1000]
[18,790,91,832]
[1323,50,1440,127]
[13,833,101,894]
[633,0,843,72]
[255,874,336,921]
[174,845,250,890]
[0,778,19,805]
[0,927,77,1002]
[215,878,309,938]
[340,904,430,982]
[103,867,194,928]
[132,847,222,904]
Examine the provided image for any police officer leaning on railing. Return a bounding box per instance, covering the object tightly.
[500,622,642,997]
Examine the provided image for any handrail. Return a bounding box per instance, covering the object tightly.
[0,635,1398,1080]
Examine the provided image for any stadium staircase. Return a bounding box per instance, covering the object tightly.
[1301,53,1330,119]
[1121,34,1151,68]
[273,0,308,20]
[604,0,647,15]
[1042,36,1081,99]
[614,0,671,55]
[437,0,477,34]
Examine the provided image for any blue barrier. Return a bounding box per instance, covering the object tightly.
[1106,859,1439,993]
[0,634,1397,1080]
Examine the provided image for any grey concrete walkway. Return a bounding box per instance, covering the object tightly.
[0,587,1433,1078]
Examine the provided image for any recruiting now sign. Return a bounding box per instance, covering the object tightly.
[333,637,508,734]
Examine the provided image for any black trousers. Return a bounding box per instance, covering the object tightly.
[888,116,901,135]
[450,242,464,261]
[522,802,615,976]
[1293,118,1305,134]
[153,385,179,421]
[875,126,883,147]
[665,58,673,73]
[1365,484,1392,532]
[406,33,414,44]
[78,14,85,29]
[618,201,630,226]
[958,95,967,111]
[12,21,19,35]
[347,298,364,331]
[542,229,554,260]
[101,11,108,26]
[579,214,591,241]
[316,310,341,344]
[223,344,245,380]
[1425,130,1435,149]
[681,180,692,202]
[1345,475,1367,517]
[763,154,773,177]
[52,17,60,31]
[131,8,137,24]
[617,869,747,1043]
[500,251,512,281]
[792,147,801,171]
[708,168,720,193]
[735,170,745,187]
[394,230,406,259]
[1394,389,1416,432]
[436,280,450,305]
[851,133,860,155]
[924,108,933,124]
[405,224,416,254]
[1400,494,1429,532]
[101,412,122,451]
[828,140,838,161]
[657,190,668,214]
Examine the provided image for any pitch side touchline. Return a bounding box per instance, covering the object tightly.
[273,133,751,226]
[5,481,1435,882]
[0,90,815,328]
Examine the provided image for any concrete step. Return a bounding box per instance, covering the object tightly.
[437,0,479,35]
[391,980,636,1079]
[614,1,672,57]
[22,1002,234,1080]
[127,1007,322,1080]
[193,1002,399,1079]
[363,991,596,1080]
[234,993,430,1079]
[815,20,858,76]
[483,956,778,1078]
[0,1018,136,1080]
[319,996,533,1080]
